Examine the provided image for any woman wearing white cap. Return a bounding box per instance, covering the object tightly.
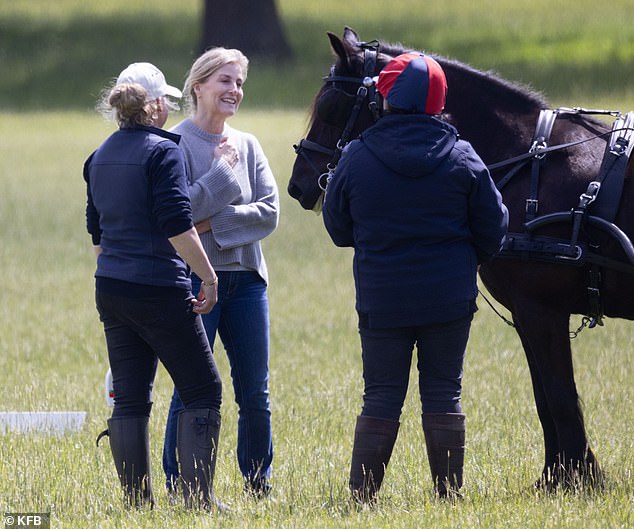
[323,53,508,502]
[85,62,224,510]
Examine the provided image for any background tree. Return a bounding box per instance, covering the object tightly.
[200,0,293,60]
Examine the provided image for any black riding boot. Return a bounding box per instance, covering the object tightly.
[422,412,466,499]
[177,408,222,510]
[102,416,154,508]
[349,415,400,504]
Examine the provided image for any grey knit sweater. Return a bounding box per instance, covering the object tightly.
[170,118,279,284]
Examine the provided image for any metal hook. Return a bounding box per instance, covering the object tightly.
[318,170,333,191]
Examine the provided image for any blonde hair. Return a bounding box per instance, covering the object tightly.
[97,82,161,127]
[183,47,249,113]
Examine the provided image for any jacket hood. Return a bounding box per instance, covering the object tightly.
[360,114,457,177]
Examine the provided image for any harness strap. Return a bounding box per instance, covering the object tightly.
[566,111,634,250]
[590,111,634,222]
[294,138,335,157]
[612,111,634,157]
[293,139,336,191]
[579,112,634,324]
[501,232,634,275]
[332,47,378,163]
[525,212,634,264]
[530,109,559,154]
[526,159,541,220]
[525,110,559,220]
[586,261,604,327]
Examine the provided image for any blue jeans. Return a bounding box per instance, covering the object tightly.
[358,315,473,420]
[163,271,273,488]
[96,288,222,418]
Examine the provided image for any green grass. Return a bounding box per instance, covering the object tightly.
[1,1,634,527]
[1,109,633,528]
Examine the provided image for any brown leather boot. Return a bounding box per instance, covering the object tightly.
[348,415,400,504]
[422,413,465,499]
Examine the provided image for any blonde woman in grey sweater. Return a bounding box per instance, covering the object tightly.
[163,48,279,499]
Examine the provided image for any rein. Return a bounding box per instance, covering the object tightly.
[293,41,381,192]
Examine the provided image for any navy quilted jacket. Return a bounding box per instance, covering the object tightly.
[323,113,508,328]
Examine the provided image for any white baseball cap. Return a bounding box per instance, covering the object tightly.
[116,62,182,100]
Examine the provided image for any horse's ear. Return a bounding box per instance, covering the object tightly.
[343,26,360,45]
[327,31,349,63]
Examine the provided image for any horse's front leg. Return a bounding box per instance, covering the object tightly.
[512,300,599,488]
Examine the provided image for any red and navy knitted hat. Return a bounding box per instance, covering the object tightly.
[376,52,447,115]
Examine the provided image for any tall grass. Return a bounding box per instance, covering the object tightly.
[1,1,633,527]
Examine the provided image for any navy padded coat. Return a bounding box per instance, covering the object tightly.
[323,113,508,328]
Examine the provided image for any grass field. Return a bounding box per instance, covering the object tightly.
[1,109,633,528]
[1,1,634,528]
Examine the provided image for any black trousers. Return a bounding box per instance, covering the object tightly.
[96,289,222,418]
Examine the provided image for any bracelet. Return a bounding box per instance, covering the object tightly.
[202,276,218,287]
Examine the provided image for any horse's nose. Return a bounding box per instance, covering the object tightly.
[287,180,302,201]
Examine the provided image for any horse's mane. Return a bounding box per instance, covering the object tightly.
[437,55,549,110]
[376,39,549,111]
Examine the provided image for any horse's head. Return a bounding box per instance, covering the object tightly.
[288,27,403,211]
[289,27,553,214]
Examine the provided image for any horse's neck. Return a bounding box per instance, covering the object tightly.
[439,59,545,164]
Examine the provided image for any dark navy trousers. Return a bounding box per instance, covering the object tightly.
[358,314,473,420]
[96,288,222,418]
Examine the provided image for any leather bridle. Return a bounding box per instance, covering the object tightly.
[293,42,382,192]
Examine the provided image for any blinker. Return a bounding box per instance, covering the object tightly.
[316,88,356,126]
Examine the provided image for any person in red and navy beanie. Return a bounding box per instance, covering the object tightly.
[323,52,508,502]
[376,52,447,114]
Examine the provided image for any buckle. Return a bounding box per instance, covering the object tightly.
[578,181,600,207]
[556,244,583,261]
[525,198,539,214]
[529,141,548,159]
[610,136,628,156]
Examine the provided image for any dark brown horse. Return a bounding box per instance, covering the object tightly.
[288,27,634,488]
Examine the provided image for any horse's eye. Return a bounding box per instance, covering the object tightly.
[316,89,355,127]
